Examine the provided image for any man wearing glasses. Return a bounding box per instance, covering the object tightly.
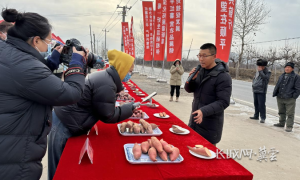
[185,43,232,146]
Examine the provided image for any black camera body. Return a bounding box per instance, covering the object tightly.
[59,38,97,68]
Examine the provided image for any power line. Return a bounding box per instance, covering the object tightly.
[106,14,121,30]
[126,0,131,5]
[235,37,300,46]
[108,18,122,31]
[131,0,139,8]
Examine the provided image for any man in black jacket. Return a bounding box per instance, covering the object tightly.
[273,62,300,132]
[185,43,232,146]
[250,59,271,123]
[48,49,137,180]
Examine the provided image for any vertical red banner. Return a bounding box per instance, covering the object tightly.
[215,0,236,63]
[122,22,130,54]
[129,16,135,58]
[142,1,154,61]
[166,0,183,62]
[154,0,167,61]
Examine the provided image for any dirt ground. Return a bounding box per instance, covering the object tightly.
[130,74,300,180]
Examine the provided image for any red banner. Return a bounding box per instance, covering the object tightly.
[215,0,236,63]
[142,1,154,61]
[154,0,167,61]
[166,0,183,62]
[121,22,130,54]
[129,16,135,58]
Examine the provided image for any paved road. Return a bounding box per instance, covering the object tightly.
[135,65,300,122]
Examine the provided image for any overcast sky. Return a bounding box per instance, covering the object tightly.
[1,0,300,59]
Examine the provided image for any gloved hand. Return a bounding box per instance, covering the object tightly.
[69,47,88,69]
[132,102,141,110]
[46,46,63,71]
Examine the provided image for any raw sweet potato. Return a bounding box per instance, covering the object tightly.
[159,112,164,117]
[158,150,168,161]
[160,139,173,153]
[133,124,141,134]
[120,122,127,133]
[162,112,167,117]
[187,146,212,157]
[126,121,134,129]
[140,119,153,134]
[151,137,163,153]
[132,143,142,160]
[140,124,145,133]
[148,139,153,147]
[141,141,150,154]
[169,147,180,161]
[148,147,157,162]
[150,123,159,129]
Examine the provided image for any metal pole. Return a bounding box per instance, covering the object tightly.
[117,5,132,52]
[93,33,96,53]
[90,25,93,53]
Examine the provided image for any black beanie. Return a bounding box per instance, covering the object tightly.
[285,62,295,69]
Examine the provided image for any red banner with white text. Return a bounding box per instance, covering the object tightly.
[121,22,130,54]
[142,1,154,61]
[154,0,167,61]
[129,16,135,58]
[215,0,236,63]
[166,0,183,62]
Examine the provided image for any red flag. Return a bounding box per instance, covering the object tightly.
[142,1,154,61]
[215,0,236,63]
[166,0,183,62]
[154,0,167,61]
[129,16,135,58]
[121,22,130,54]
[56,36,65,44]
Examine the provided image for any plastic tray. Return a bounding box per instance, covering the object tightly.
[117,124,162,136]
[128,112,149,119]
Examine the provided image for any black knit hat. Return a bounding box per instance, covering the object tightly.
[285,62,294,69]
[256,59,268,66]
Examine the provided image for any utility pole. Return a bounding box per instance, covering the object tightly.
[89,25,93,53]
[93,32,96,53]
[117,5,131,52]
[97,40,99,55]
[102,29,109,59]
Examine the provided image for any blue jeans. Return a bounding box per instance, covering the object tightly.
[48,111,72,180]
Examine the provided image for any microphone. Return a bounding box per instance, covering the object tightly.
[186,65,201,84]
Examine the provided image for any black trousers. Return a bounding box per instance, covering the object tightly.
[253,93,266,119]
[170,85,180,97]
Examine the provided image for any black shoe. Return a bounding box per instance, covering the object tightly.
[260,119,265,123]
[250,117,259,120]
[273,123,284,127]
[285,127,293,132]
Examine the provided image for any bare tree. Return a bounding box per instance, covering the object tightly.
[234,0,271,78]
[133,20,144,58]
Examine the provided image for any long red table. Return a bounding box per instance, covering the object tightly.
[54,80,253,180]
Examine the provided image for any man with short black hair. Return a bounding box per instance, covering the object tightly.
[0,21,13,41]
[250,59,271,123]
[273,62,300,132]
[185,43,232,146]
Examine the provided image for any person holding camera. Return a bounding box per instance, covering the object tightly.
[250,59,271,123]
[0,8,88,180]
[48,49,137,180]
[169,59,184,102]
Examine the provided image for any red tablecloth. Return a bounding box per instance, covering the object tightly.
[54,80,253,180]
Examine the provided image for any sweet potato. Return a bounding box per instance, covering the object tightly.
[140,124,145,133]
[148,139,153,147]
[162,112,167,117]
[172,125,185,133]
[133,124,141,134]
[150,123,159,129]
[120,122,127,133]
[148,147,157,162]
[141,141,150,154]
[159,112,164,117]
[151,137,163,153]
[132,143,142,160]
[169,147,180,161]
[158,150,168,161]
[126,121,134,129]
[187,146,212,157]
[160,139,173,153]
[140,119,153,134]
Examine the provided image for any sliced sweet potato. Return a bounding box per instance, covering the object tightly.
[169,147,180,161]
[187,146,212,157]
[132,143,142,160]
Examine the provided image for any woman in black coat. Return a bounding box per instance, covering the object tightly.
[0,9,87,180]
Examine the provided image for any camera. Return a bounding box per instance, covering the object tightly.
[59,38,97,68]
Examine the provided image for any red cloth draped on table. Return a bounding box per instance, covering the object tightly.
[54,80,253,180]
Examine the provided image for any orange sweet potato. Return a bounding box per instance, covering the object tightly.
[160,139,173,153]
[133,124,141,134]
[148,139,153,147]
[169,147,180,161]
[120,122,127,133]
[187,146,212,157]
[150,123,159,129]
[139,119,153,134]
[162,112,167,117]
[148,147,157,162]
[140,124,145,133]
[151,137,163,153]
[159,112,164,117]
[141,141,150,154]
[158,150,168,161]
[132,143,142,160]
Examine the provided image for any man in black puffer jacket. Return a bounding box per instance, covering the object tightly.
[185,43,232,146]
[250,59,271,123]
[48,49,137,180]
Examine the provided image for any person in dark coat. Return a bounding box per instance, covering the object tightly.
[48,49,137,180]
[273,62,300,132]
[0,20,13,41]
[0,9,87,180]
[250,59,271,123]
[185,43,232,146]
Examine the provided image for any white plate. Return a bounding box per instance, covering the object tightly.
[129,112,150,119]
[189,149,216,159]
[169,126,190,135]
[124,144,184,164]
[117,124,162,136]
[154,113,170,119]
